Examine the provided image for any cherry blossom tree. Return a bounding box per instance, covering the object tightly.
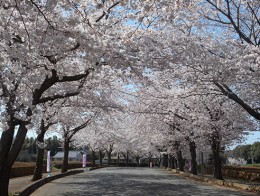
[125,67,254,177]
[0,1,259,194]
[74,117,108,167]
[0,1,103,194]
[31,103,59,181]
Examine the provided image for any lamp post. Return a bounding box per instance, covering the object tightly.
[83,154,88,171]
[47,151,51,177]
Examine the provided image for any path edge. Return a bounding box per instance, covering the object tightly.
[17,167,105,196]
[168,168,260,193]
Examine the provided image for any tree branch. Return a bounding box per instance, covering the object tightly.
[95,1,120,22]
[68,119,92,140]
[37,91,80,104]
[32,68,93,105]
[214,82,260,120]
[30,0,54,29]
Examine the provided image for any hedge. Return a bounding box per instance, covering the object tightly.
[10,161,87,178]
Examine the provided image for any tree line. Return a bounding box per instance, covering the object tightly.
[16,136,65,162]
[229,142,260,164]
[0,1,259,195]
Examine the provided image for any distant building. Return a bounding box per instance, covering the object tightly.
[53,150,88,161]
[226,157,247,166]
[103,152,136,164]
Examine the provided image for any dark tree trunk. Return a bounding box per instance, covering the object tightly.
[0,122,28,196]
[148,156,152,167]
[99,150,102,166]
[116,152,119,166]
[92,150,96,167]
[168,154,174,169]
[123,151,129,166]
[189,140,197,175]
[0,166,11,196]
[162,154,168,169]
[106,144,113,166]
[167,154,171,168]
[32,147,44,181]
[61,119,91,173]
[107,151,112,166]
[159,155,162,167]
[61,139,70,173]
[172,157,176,169]
[211,134,223,180]
[0,125,15,172]
[135,156,140,166]
[32,120,46,181]
[0,125,13,196]
[126,151,129,166]
[0,126,15,196]
[201,151,204,166]
[177,150,184,171]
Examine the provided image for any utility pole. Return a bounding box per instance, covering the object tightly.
[251,146,254,165]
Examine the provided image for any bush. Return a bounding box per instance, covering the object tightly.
[52,161,90,169]
[10,161,87,178]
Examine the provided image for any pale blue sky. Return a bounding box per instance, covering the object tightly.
[228,131,260,150]
[243,131,260,144]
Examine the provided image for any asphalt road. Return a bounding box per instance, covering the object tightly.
[31,167,256,196]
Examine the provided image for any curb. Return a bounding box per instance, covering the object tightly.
[16,166,107,196]
[16,170,84,196]
[169,169,260,193]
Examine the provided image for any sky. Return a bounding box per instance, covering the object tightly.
[242,131,260,145]
[228,131,260,150]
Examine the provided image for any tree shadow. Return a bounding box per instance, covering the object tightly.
[47,169,252,196]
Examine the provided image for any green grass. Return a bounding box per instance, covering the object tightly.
[244,163,260,167]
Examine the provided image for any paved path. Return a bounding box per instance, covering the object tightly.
[9,171,61,194]
[32,167,256,196]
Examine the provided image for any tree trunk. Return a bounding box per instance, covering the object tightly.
[126,151,129,166]
[61,139,70,173]
[177,150,184,171]
[167,154,171,168]
[189,140,197,175]
[135,156,140,167]
[159,155,162,167]
[0,166,11,196]
[172,157,176,169]
[123,151,129,166]
[116,152,119,166]
[0,126,15,196]
[0,122,28,196]
[162,154,168,169]
[32,147,44,181]
[32,120,46,181]
[92,150,96,167]
[168,154,174,169]
[99,150,102,166]
[107,151,112,166]
[0,125,15,172]
[211,134,223,180]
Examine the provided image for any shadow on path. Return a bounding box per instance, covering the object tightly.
[45,168,252,196]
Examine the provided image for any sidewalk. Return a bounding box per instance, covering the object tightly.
[9,167,104,195]
[9,169,81,195]
[168,168,260,193]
